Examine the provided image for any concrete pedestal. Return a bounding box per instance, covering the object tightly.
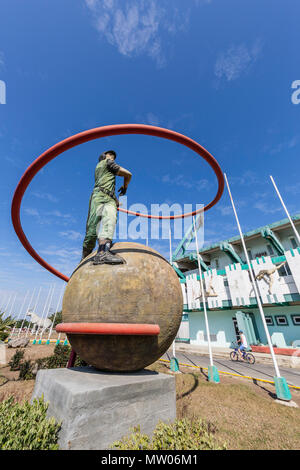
[31,367,176,450]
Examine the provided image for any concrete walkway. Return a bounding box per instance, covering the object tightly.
[162,349,300,388]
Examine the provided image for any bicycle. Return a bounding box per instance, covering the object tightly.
[230,344,255,364]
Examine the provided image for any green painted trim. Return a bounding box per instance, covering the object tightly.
[176,213,300,259]
[220,242,244,264]
[261,227,285,255]
[173,212,203,260]
[274,376,292,401]
[208,365,220,384]
[170,357,180,372]
[172,264,186,280]
[217,269,226,276]
[284,293,300,302]
[175,338,190,343]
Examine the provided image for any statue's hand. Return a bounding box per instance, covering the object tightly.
[118,186,127,196]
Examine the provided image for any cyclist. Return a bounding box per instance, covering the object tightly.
[238,330,248,361]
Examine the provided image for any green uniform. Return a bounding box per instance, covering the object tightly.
[83,158,120,252]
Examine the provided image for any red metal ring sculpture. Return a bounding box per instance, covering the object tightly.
[56,322,160,336]
[11,124,224,282]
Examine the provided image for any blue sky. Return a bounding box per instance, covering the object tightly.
[0,0,299,316]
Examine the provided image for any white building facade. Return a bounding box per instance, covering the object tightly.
[174,214,300,350]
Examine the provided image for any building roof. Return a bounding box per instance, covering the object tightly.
[175,213,300,262]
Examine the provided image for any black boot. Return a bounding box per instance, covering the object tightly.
[93,241,125,265]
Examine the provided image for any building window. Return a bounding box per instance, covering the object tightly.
[277,263,292,276]
[247,250,253,260]
[254,251,268,258]
[215,259,219,269]
[267,244,274,256]
[291,315,300,326]
[289,237,298,249]
[275,315,289,326]
[265,316,274,326]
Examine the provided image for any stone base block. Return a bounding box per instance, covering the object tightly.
[31,367,176,450]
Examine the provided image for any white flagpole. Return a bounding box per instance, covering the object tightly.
[39,285,55,340]
[7,294,17,320]
[47,284,64,341]
[169,227,177,359]
[224,173,281,378]
[34,286,52,340]
[25,287,42,337]
[4,293,12,317]
[270,175,300,245]
[34,286,52,341]
[193,216,214,367]
[10,290,29,338]
[18,288,36,337]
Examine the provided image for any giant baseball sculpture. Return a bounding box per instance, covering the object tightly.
[11,124,224,371]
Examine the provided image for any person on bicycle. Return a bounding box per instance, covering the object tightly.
[238,330,248,360]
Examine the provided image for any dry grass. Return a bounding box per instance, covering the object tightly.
[1,345,300,449]
[147,361,300,450]
[0,344,56,404]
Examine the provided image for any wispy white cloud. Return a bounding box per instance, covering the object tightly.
[253,201,282,215]
[227,171,262,187]
[24,207,39,217]
[263,135,298,155]
[162,173,211,191]
[84,0,192,67]
[24,208,76,225]
[5,155,22,168]
[215,39,262,82]
[41,247,81,259]
[32,192,59,203]
[285,182,300,196]
[59,230,83,241]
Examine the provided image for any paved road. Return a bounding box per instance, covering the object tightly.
[162,350,300,388]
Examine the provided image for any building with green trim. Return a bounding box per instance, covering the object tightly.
[173,214,300,350]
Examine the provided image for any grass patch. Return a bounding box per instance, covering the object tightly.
[147,362,300,450]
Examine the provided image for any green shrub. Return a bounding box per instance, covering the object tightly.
[0,396,61,450]
[9,349,25,371]
[111,418,226,450]
[0,312,15,341]
[36,343,86,370]
[18,360,34,380]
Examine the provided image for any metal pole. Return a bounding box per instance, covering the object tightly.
[34,286,52,341]
[47,284,64,341]
[10,291,29,338]
[169,227,177,360]
[224,173,281,378]
[0,293,8,313]
[270,175,300,245]
[193,217,214,367]
[8,293,17,319]
[39,285,55,340]
[18,288,36,337]
[4,293,12,318]
[25,287,42,337]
